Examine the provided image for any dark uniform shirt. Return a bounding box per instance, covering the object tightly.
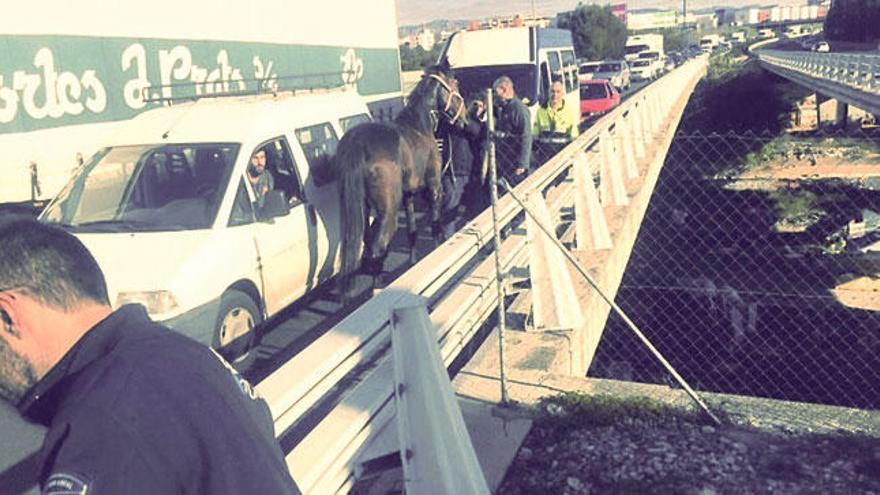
[17,304,300,494]
[494,96,532,173]
[437,117,484,179]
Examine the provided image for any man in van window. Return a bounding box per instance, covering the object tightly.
[0,218,300,494]
[247,148,274,207]
[493,76,532,183]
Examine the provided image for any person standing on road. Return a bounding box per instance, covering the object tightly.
[0,218,300,494]
[493,76,532,183]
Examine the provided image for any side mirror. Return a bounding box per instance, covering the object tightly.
[258,190,290,220]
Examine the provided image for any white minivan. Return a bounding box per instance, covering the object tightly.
[40,89,371,359]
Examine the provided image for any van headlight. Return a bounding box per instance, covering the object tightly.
[116,291,179,315]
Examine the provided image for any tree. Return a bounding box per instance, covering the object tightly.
[662,29,690,53]
[399,43,444,71]
[558,4,627,60]
[824,0,880,42]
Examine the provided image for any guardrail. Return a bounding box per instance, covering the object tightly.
[755,48,880,115]
[256,58,709,493]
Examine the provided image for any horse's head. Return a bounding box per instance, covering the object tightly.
[424,66,468,130]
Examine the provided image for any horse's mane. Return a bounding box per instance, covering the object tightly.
[394,66,447,134]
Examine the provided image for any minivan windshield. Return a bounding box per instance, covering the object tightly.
[579,63,601,74]
[581,83,609,100]
[597,63,621,72]
[41,143,239,232]
[453,64,537,104]
[625,44,648,55]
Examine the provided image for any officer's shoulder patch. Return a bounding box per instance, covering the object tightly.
[208,348,260,400]
[43,472,90,495]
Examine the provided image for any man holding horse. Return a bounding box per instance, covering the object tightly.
[492,76,532,184]
[437,95,486,238]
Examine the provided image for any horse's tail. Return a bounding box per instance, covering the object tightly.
[337,132,367,285]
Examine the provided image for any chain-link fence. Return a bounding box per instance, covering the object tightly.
[587,126,880,410]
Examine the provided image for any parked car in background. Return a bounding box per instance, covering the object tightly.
[630,59,657,81]
[592,60,631,91]
[578,61,603,84]
[812,41,830,52]
[580,79,620,121]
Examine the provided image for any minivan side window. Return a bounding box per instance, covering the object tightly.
[340,113,371,133]
[295,123,339,187]
[251,137,304,205]
[229,178,255,226]
[540,61,551,104]
[547,51,562,84]
[561,50,577,92]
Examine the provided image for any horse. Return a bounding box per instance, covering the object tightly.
[336,65,468,292]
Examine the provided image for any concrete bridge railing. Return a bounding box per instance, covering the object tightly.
[756,48,880,115]
[257,57,709,493]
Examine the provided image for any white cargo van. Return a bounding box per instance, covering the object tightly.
[39,89,371,358]
[440,26,580,123]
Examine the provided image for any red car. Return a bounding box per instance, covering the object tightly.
[580,79,620,121]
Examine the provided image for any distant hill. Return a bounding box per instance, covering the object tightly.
[399,19,470,38]
[397,1,799,31]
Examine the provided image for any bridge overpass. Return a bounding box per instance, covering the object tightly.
[255,56,710,493]
[0,58,710,493]
[755,48,880,124]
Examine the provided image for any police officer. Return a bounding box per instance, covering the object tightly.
[0,218,300,494]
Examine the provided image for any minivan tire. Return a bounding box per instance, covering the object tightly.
[214,289,261,362]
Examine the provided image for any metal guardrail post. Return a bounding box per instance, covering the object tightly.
[631,106,646,159]
[600,128,629,206]
[573,152,612,252]
[618,117,639,179]
[486,88,509,404]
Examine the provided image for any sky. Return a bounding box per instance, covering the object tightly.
[395,0,808,26]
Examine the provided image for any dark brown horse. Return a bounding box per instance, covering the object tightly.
[336,66,467,289]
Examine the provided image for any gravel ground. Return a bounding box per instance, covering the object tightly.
[499,399,880,494]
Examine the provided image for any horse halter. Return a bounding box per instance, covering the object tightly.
[428,73,466,127]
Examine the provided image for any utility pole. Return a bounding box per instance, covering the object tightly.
[682,0,692,44]
[531,0,536,20]
[682,0,687,29]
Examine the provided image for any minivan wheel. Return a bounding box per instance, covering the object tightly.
[214,289,261,362]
